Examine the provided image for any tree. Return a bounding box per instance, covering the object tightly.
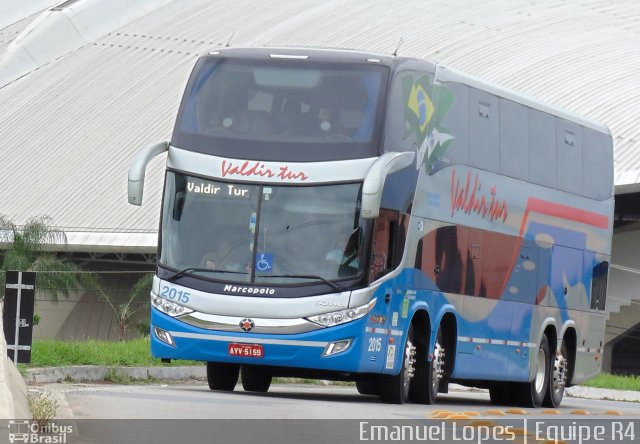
[0,215,89,303]
[100,273,153,341]
[1,214,153,341]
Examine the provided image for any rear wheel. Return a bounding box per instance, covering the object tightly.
[543,341,568,407]
[241,365,272,393]
[379,326,416,404]
[410,327,445,404]
[512,335,550,408]
[206,362,240,391]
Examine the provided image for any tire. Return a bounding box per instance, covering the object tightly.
[410,327,445,404]
[379,326,416,404]
[241,365,272,393]
[543,341,568,407]
[207,362,240,391]
[489,383,513,406]
[356,379,380,396]
[512,335,550,408]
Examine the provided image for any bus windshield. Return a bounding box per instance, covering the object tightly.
[172,58,388,161]
[160,172,367,286]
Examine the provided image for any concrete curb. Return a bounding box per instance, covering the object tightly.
[26,365,206,384]
[24,365,640,403]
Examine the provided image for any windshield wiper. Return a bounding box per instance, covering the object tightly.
[256,274,343,292]
[168,268,248,282]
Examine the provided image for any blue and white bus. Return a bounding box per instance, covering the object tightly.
[128,47,613,407]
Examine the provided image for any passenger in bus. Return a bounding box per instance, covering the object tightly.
[201,252,218,270]
[201,240,250,273]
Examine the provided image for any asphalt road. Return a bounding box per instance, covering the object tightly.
[54,382,640,419]
[23,382,638,444]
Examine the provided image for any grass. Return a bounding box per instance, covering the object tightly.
[28,392,58,428]
[583,373,640,391]
[102,368,160,385]
[23,338,201,368]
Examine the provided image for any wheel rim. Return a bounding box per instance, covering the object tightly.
[403,339,416,396]
[535,347,547,393]
[553,354,568,394]
[432,340,445,391]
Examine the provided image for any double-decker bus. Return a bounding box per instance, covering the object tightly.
[128,47,613,407]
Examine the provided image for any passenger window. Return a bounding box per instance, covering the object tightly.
[369,209,403,282]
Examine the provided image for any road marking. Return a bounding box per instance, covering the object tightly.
[506,408,529,415]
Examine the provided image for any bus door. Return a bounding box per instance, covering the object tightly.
[369,209,409,372]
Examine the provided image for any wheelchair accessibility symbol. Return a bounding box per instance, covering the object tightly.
[256,253,274,272]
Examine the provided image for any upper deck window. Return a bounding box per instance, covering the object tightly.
[172,58,389,161]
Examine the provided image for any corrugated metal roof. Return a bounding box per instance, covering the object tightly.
[0,0,638,250]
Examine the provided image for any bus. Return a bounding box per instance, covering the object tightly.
[128,47,614,407]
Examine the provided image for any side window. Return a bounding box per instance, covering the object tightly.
[556,120,583,195]
[417,225,520,297]
[385,71,423,152]
[419,225,466,294]
[385,70,448,153]
[369,209,403,282]
[528,109,557,188]
[590,260,609,311]
[468,89,499,173]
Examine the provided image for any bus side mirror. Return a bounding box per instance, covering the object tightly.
[361,152,415,219]
[128,141,169,206]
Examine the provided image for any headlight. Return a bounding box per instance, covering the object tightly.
[151,295,194,317]
[306,298,376,327]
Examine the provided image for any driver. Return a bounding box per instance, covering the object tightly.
[201,240,249,272]
[325,225,358,266]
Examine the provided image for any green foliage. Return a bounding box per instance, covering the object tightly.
[27,338,201,367]
[584,373,640,391]
[98,273,153,340]
[0,215,86,303]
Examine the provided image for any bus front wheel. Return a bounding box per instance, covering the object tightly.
[241,365,272,392]
[379,326,416,404]
[356,378,380,395]
[206,362,240,391]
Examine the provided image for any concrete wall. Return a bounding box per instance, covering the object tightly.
[602,226,640,373]
[0,301,30,419]
[608,227,640,316]
[33,265,153,341]
[603,301,640,373]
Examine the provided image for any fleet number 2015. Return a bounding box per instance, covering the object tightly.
[161,285,190,304]
[368,337,382,352]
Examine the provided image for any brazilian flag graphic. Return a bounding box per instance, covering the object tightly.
[402,74,455,174]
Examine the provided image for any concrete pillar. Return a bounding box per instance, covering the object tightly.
[0,302,31,419]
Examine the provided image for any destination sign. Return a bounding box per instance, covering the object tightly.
[187,181,251,198]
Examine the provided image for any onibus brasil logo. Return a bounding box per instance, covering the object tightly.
[8,420,73,443]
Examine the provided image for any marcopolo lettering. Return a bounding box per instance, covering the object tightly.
[224,284,275,295]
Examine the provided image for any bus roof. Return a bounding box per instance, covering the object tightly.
[205,47,610,136]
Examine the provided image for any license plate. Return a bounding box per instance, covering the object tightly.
[228,343,264,358]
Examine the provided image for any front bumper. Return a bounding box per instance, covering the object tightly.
[150,307,382,374]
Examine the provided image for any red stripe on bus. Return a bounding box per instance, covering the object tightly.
[526,197,609,229]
